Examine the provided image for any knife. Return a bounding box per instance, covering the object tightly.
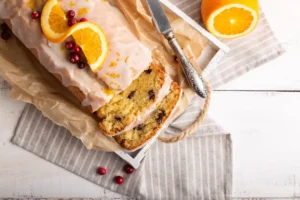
[146,0,207,98]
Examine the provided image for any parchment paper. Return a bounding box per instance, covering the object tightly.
[0,0,208,151]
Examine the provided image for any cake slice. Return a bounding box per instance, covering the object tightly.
[97,64,172,136]
[114,82,182,150]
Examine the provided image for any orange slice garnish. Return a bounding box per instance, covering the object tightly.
[41,0,68,43]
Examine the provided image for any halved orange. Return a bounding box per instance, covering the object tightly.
[41,0,69,42]
[64,22,108,72]
[201,0,259,39]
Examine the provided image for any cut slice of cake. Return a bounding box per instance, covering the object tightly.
[114,82,182,150]
[97,64,172,136]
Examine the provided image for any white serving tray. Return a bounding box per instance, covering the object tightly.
[115,0,230,169]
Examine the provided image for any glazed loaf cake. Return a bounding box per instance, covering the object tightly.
[115,82,182,150]
[97,64,172,136]
[0,0,152,112]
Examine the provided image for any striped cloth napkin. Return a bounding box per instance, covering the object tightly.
[10,0,284,199]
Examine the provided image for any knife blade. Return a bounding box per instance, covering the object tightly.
[146,0,172,36]
[146,0,208,98]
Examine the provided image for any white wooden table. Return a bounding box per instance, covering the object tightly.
[1,0,299,199]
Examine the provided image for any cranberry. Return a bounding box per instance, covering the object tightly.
[68,18,77,27]
[144,69,152,74]
[78,61,86,69]
[65,41,74,50]
[73,45,81,53]
[1,23,9,31]
[115,176,124,184]
[69,52,80,63]
[124,165,134,174]
[66,10,76,19]
[97,167,106,175]
[1,31,10,41]
[114,116,122,121]
[136,124,145,131]
[127,91,136,99]
[148,90,155,100]
[80,18,88,22]
[31,11,41,19]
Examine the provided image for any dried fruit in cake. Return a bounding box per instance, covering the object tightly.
[41,0,69,42]
[201,0,259,39]
[97,65,171,136]
[115,82,182,150]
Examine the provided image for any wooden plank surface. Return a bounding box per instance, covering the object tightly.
[210,92,300,198]
[2,90,300,198]
[1,0,300,199]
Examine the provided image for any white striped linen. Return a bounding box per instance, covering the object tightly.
[11,0,284,199]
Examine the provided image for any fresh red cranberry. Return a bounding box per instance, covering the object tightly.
[68,18,77,27]
[65,41,74,50]
[69,52,80,63]
[73,45,81,53]
[97,167,106,175]
[124,165,134,174]
[1,23,9,31]
[80,18,88,22]
[115,176,124,184]
[66,10,76,19]
[31,11,41,19]
[78,61,86,69]
[1,31,10,41]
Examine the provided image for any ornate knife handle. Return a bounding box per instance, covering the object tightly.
[165,32,207,98]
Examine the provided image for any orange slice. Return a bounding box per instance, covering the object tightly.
[41,0,69,42]
[201,0,259,39]
[64,22,108,72]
